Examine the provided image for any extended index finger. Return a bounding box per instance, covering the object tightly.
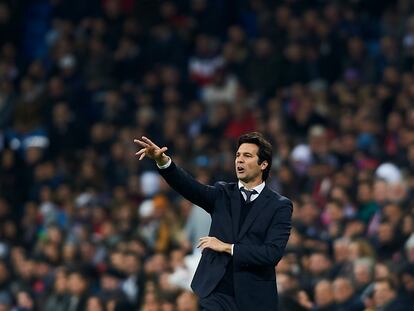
[134,139,150,148]
[141,136,160,149]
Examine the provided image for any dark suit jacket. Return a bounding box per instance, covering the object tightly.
[159,162,293,311]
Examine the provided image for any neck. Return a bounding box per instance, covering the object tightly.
[240,179,263,190]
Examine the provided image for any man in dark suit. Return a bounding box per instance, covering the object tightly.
[134,132,293,311]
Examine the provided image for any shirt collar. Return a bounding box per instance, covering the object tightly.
[238,181,265,194]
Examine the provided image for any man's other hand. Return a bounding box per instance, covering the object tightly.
[197,237,232,254]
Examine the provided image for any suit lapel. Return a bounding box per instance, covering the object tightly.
[230,185,241,240]
[237,186,271,241]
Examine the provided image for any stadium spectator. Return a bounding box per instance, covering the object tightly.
[1,1,414,310]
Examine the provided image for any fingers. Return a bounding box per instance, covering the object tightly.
[134,137,164,151]
[142,136,159,148]
[133,137,168,162]
[135,148,147,161]
[197,237,213,249]
[134,139,150,148]
[135,148,145,156]
[197,237,207,249]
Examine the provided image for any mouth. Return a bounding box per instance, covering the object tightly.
[237,166,245,173]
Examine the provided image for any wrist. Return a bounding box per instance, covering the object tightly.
[223,243,232,254]
[156,154,170,166]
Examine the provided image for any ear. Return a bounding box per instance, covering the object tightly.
[261,161,268,171]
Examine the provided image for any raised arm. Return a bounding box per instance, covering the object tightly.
[134,136,218,213]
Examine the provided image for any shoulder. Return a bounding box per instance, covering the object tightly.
[214,181,235,187]
[386,297,411,311]
[212,181,238,195]
[267,187,293,207]
[214,181,236,190]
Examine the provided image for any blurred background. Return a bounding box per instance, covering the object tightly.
[0,0,414,310]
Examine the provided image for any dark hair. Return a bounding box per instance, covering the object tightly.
[237,132,273,181]
[375,277,396,291]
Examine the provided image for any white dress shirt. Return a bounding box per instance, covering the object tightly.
[238,181,265,202]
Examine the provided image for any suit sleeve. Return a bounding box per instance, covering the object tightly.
[158,161,219,214]
[232,201,292,267]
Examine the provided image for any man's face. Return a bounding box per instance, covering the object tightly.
[374,282,395,307]
[235,143,265,184]
[333,278,353,303]
[315,281,334,307]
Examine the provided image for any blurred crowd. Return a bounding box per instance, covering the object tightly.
[1,0,414,310]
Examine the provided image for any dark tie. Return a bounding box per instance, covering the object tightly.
[240,187,258,203]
